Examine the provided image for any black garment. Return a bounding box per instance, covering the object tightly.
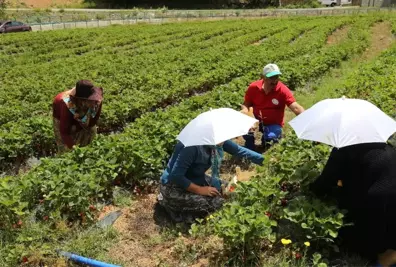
[309,143,396,259]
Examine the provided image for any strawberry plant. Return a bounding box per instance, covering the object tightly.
[1,15,355,168]
[0,14,385,226]
[191,136,346,266]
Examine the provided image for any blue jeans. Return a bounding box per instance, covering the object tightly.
[243,124,282,150]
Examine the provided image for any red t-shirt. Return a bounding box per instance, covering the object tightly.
[52,92,102,148]
[244,80,296,127]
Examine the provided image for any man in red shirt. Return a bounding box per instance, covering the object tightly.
[241,63,305,150]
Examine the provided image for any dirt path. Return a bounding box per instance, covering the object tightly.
[326,25,351,45]
[100,195,178,267]
[358,21,394,61]
[284,21,394,124]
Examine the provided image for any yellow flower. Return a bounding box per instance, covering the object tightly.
[281,238,292,245]
[304,241,310,247]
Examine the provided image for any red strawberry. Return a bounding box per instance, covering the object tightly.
[265,211,271,217]
[22,256,28,263]
[295,253,302,259]
[43,216,49,221]
[89,205,96,211]
[229,186,235,192]
[17,220,23,226]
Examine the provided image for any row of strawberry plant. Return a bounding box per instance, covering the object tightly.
[332,16,396,115]
[335,47,396,115]
[1,20,253,68]
[191,134,342,266]
[0,14,376,227]
[2,18,392,267]
[0,18,292,126]
[0,16,382,267]
[281,14,379,89]
[0,17,333,168]
[1,14,370,171]
[0,20,235,62]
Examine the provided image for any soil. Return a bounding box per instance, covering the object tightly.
[360,21,394,60]
[326,25,351,45]
[100,195,179,267]
[101,166,257,266]
[101,192,226,267]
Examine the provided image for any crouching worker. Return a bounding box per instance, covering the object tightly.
[52,80,103,154]
[309,142,396,267]
[158,139,264,223]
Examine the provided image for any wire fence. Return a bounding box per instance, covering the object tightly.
[13,7,395,32]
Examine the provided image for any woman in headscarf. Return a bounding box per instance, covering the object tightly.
[309,142,396,267]
[52,80,103,154]
[158,139,264,223]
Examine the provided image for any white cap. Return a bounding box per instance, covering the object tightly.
[263,63,282,77]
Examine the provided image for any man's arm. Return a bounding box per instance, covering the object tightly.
[283,85,304,116]
[241,101,253,114]
[241,84,254,113]
[288,102,305,116]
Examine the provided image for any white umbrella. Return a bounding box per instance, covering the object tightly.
[177,108,258,147]
[288,96,396,148]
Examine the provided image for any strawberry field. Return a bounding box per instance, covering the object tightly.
[0,13,395,266]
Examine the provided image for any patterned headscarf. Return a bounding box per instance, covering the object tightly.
[63,96,98,129]
[209,145,224,190]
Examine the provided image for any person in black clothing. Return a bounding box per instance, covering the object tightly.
[309,142,396,267]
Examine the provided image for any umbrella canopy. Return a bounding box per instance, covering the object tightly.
[177,108,258,147]
[288,96,396,148]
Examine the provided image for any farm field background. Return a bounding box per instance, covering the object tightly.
[0,13,395,266]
